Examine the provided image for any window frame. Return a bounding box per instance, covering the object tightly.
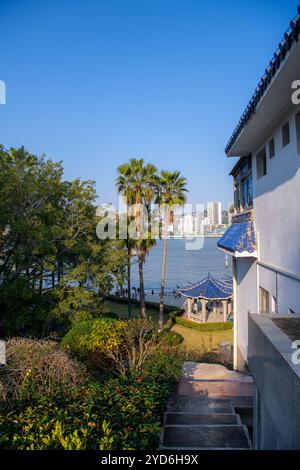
[256,147,267,180]
[295,111,300,154]
[282,121,290,147]
[269,138,275,159]
[259,286,270,314]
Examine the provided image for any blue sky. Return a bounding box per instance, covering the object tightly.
[1,0,299,208]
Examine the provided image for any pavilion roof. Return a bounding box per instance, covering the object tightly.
[178,274,233,300]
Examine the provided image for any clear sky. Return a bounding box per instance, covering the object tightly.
[1,0,299,209]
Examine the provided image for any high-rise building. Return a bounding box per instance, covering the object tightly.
[207,201,222,226]
[195,210,204,235]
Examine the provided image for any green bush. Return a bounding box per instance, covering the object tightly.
[61,318,126,361]
[175,317,233,332]
[62,317,167,375]
[142,349,183,385]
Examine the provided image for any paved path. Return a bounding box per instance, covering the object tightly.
[160,362,253,450]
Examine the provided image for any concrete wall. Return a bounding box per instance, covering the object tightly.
[234,257,257,369]
[248,314,300,449]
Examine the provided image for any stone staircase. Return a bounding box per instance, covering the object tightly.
[160,363,253,450]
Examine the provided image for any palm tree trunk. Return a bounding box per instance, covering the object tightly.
[159,238,167,328]
[127,245,132,318]
[138,256,146,318]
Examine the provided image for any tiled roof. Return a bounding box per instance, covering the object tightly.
[178,274,233,300]
[217,211,257,254]
[225,6,300,155]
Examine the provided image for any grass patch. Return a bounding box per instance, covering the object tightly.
[171,324,233,352]
[105,297,183,323]
[171,324,233,366]
[105,300,160,320]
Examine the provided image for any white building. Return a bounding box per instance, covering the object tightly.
[218,14,300,369]
[177,213,195,237]
[207,201,222,226]
[195,211,204,235]
[218,6,300,450]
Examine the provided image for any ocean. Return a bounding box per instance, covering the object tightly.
[130,238,232,306]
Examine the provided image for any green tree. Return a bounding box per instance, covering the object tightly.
[157,170,187,328]
[0,145,127,335]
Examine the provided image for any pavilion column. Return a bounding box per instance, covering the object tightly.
[201,299,207,322]
[193,299,198,315]
[222,300,228,322]
[213,300,217,315]
[187,297,192,319]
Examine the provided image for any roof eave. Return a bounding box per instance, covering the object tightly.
[225,10,300,156]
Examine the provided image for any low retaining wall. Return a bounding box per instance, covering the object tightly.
[248,314,300,449]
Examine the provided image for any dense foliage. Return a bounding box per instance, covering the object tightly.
[0,372,180,450]
[0,145,127,336]
[62,317,176,375]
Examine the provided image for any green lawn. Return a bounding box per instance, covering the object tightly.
[171,323,233,353]
[105,299,167,321]
[106,298,233,357]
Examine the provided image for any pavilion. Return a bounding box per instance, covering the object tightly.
[178,274,233,323]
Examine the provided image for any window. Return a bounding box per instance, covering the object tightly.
[296,112,300,154]
[256,147,267,179]
[271,296,277,314]
[269,138,275,158]
[232,155,252,213]
[259,287,269,314]
[282,121,290,147]
[241,174,253,209]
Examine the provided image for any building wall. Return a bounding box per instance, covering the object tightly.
[234,257,257,369]
[252,104,300,314]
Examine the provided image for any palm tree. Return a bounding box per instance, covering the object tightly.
[157,170,187,328]
[116,159,158,318]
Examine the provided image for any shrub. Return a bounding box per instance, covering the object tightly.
[0,338,86,406]
[61,318,126,361]
[175,317,232,332]
[142,349,183,385]
[62,317,166,375]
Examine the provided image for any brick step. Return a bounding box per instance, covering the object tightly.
[161,424,251,449]
[167,396,233,414]
[230,396,253,407]
[165,412,239,426]
[234,406,253,427]
[177,379,253,397]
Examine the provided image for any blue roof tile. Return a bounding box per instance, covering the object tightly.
[217,213,257,254]
[178,274,233,300]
